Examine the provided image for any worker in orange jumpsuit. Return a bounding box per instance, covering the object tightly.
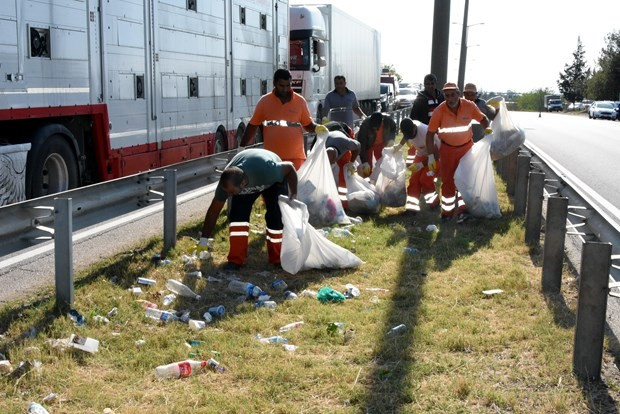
[396,118,440,214]
[356,112,397,177]
[426,82,489,223]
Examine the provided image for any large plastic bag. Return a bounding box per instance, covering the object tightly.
[344,162,381,214]
[454,135,501,218]
[278,196,363,275]
[486,96,525,160]
[375,147,406,207]
[297,132,349,227]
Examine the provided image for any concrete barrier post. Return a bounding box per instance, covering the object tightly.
[514,154,531,216]
[525,171,545,246]
[542,196,568,292]
[163,169,177,252]
[506,150,518,196]
[573,242,613,380]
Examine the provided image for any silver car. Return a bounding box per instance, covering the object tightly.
[589,101,617,120]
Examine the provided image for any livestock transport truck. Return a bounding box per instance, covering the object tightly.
[289,4,381,121]
[0,0,288,204]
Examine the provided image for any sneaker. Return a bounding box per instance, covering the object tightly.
[456,212,471,224]
[222,262,241,271]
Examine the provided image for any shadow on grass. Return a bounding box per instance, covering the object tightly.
[356,207,511,412]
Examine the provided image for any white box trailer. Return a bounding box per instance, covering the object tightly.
[0,0,288,200]
[289,4,381,120]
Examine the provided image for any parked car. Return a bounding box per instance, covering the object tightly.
[568,102,584,111]
[395,88,417,109]
[380,83,395,112]
[589,101,617,120]
[614,101,620,120]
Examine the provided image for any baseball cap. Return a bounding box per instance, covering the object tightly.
[442,82,459,91]
[464,83,477,93]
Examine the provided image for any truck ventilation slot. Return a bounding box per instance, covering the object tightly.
[30,27,50,58]
[189,77,199,98]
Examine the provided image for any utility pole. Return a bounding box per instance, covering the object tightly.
[457,0,469,92]
[430,0,451,86]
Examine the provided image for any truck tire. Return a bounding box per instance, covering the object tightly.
[26,126,79,199]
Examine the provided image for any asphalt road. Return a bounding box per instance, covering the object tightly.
[510,111,620,211]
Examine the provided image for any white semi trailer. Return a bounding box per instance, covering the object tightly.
[0,0,288,203]
[289,4,381,121]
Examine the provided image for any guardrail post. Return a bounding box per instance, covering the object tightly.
[505,150,518,196]
[514,153,531,216]
[54,198,73,308]
[542,196,568,292]
[163,169,177,253]
[573,241,613,380]
[525,171,545,246]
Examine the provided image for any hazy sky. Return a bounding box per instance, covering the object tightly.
[290,0,620,94]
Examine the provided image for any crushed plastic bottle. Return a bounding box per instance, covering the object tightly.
[255,300,277,310]
[207,305,226,317]
[27,402,49,414]
[202,312,213,323]
[137,277,156,286]
[166,279,201,300]
[257,335,287,344]
[283,291,298,300]
[162,294,177,307]
[145,308,179,323]
[155,359,209,379]
[188,320,206,331]
[271,279,287,291]
[186,271,202,278]
[206,357,225,373]
[344,284,361,298]
[227,280,263,298]
[279,321,304,332]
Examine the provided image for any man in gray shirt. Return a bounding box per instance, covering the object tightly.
[323,75,366,128]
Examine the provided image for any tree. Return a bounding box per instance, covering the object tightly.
[382,64,402,81]
[558,37,589,104]
[587,30,620,100]
[517,88,553,112]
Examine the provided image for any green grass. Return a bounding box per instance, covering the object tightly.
[1,164,619,413]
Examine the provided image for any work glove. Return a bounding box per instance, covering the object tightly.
[321,117,329,125]
[315,124,329,140]
[346,163,357,175]
[407,139,415,147]
[409,162,424,172]
[427,154,437,176]
[484,127,493,135]
[195,237,214,253]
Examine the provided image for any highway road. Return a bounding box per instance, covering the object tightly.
[510,111,620,215]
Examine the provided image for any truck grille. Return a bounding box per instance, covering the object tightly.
[291,79,303,94]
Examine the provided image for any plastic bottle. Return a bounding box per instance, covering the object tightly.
[271,279,287,291]
[155,359,208,379]
[283,291,298,300]
[27,402,49,414]
[137,277,156,285]
[166,279,201,300]
[145,308,179,323]
[162,294,177,306]
[186,271,202,278]
[257,335,287,344]
[188,320,206,331]
[208,305,226,317]
[227,280,263,298]
[387,324,406,335]
[206,358,225,373]
[279,321,304,332]
[202,312,213,323]
[255,300,277,310]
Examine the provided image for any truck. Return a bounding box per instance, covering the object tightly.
[289,4,381,121]
[0,0,288,204]
[380,72,400,99]
[544,95,563,112]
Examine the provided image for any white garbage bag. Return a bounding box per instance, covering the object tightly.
[487,96,526,160]
[344,162,381,214]
[278,196,363,275]
[297,132,349,227]
[375,147,406,207]
[454,135,501,218]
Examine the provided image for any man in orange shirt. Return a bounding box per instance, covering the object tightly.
[356,112,397,177]
[239,69,319,170]
[426,82,490,223]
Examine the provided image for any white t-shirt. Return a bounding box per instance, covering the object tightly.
[409,120,440,156]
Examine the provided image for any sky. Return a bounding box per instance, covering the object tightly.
[290,0,620,94]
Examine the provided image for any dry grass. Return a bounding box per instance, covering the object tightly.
[1,162,620,413]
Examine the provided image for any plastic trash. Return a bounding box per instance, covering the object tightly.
[344,284,361,298]
[166,279,201,300]
[199,251,211,260]
[282,344,298,352]
[425,224,438,232]
[67,309,85,326]
[327,322,345,334]
[137,277,156,286]
[257,335,287,344]
[206,357,225,373]
[331,228,353,238]
[482,289,504,296]
[145,308,179,323]
[403,247,419,253]
[279,321,304,332]
[0,360,12,374]
[162,294,177,307]
[93,315,110,324]
[159,259,171,265]
[129,287,143,296]
[67,334,99,353]
[257,294,271,302]
[135,339,146,346]
[227,280,263,298]
[107,307,118,317]
[137,300,158,309]
[205,275,223,283]
[202,312,213,323]
[186,271,202,278]
[255,300,277,310]
[348,216,363,224]
[188,320,206,331]
[41,393,57,403]
[387,324,406,335]
[271,279,288,291]
[317,286,346,303]
[155,360,209,379]
[300,289,318,299]
[27,402,49,414]
[283,291,298,300]
[208,305,226,317]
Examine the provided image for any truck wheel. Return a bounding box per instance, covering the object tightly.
[26,132,79,199]
[214,130,227,153]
